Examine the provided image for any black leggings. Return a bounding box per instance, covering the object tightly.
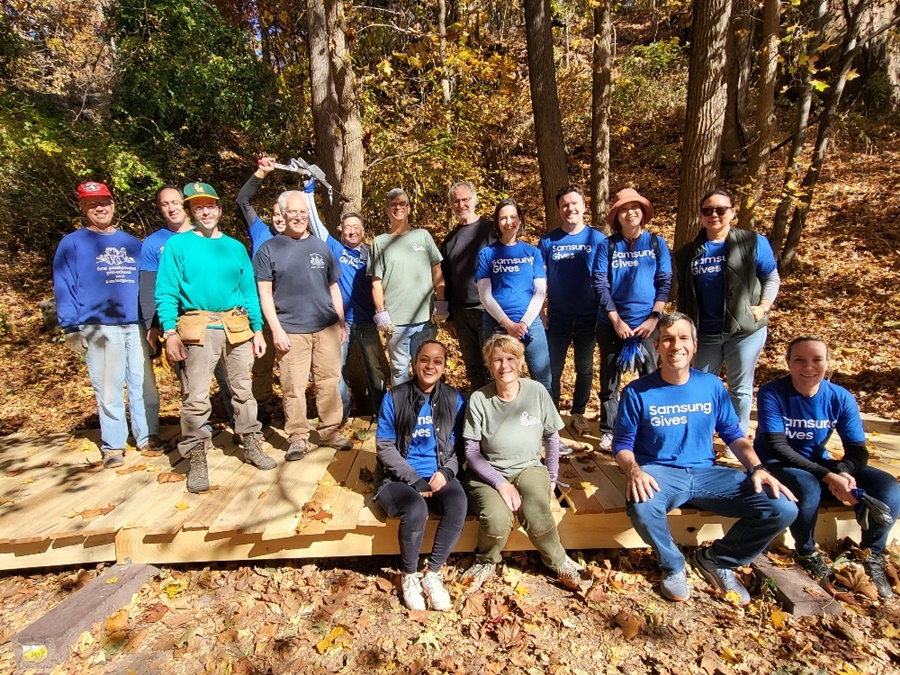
[377,478,468,573]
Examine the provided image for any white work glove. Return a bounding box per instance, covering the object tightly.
[65,331,88,356]
[373,310,395,334]
[432,300,449,326]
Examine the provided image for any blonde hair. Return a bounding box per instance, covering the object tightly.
[482,333,525,366]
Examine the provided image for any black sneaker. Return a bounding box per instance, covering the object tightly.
[797,550,831,581]
[863,554,894,599]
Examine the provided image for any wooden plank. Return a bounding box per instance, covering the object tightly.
[556,460,597,514]
[0,534,116,571]
[565,453,625,513]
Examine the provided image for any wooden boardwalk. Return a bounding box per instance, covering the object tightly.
[0,414,898,572]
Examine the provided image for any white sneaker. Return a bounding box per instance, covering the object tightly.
[421,570,452,611]
[401,572,426,611]
[599,433,613,452]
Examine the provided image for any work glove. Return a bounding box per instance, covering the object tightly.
[373,310,395,334]
[616,337,645,375]
[65,331,88,356]
[852,488,895,530]
[303,178,316,193]
[432,300,449,326]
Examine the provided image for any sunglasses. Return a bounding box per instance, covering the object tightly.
[700,205,732,217]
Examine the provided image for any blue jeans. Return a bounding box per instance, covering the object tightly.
[547,317,596,414]
[595,321,657,433]
[83,323,159,451]
[482,315,552,395]
[694,327,768,435]
[766,463,900,557]
[387,322,437,386]
[339,320,388,417]
[626,464,797,573]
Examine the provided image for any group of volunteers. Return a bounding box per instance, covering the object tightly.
[53,165,898,612]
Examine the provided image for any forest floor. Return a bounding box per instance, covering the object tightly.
[1,118,900,675]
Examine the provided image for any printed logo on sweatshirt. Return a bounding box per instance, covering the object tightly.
[691,254,724,276]
[519,411,540,427]
[412,414,433,439]
[611,248,655,269]
[550,243,591,261]
[783,416,834,441]
[310,253,326,269]
[648,401,713,427]
[492,255,535,274]
[412,244,426,252]
[96,247,135,266]
[96,247,137,285]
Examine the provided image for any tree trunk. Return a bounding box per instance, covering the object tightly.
[770,0,827,255]
[720,0,753,181]
[307,0,343,230]
[780,0,872,274]
[738,0,780,231]
[438,0,452,105]
[590,2,612,234]
[325,0,363,215]
[674,0,734,250]
[524,0,569,231]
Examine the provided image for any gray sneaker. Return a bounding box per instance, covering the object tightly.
[401,572,426,611]
[599,433,613,452]
[187,442,210,493]
[570,414,590,436]
[463,562,496,594]
[660,569,691,602]
[101,449,125,469]
[691,549,750,605]
[555,556,589,591]
[559,440,574,456]
[323,432,353,451]
[285,439,311,462]
[241,433,276,470]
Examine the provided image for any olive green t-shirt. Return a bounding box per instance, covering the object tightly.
[368,228,442,325]
[463,378,564,478]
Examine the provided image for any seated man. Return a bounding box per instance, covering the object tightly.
[612,312,797,604]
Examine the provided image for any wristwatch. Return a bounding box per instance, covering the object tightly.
[748,464,768,476]
[649,311,662,319]
[162,329,178,340]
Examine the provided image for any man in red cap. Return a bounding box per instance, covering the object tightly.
[52,181,160,468]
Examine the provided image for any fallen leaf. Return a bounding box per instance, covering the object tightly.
[374,576,394,593]
[157,472,185,484]
[316,625,350,654]
[138,604,168,623]
[22,478,34,484]
[770,609,789,629]
[353,429,370,441]
[258,491,268,500]
[176,627,200,647]
[140,449,164,458]
[106,609,129,634]
[116,464,148,475]
[175,501,189,511]
[81,504,115,519]
[106,576,119,585]
[614,610,642,639]
[721,647,743,665]
[416,630,441,652]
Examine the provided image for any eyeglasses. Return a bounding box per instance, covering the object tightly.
[84,200,113,210]
[285,209,309,218]
[700,205,732,217]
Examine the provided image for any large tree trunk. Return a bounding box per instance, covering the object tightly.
[307,0,343,230]
[590,1,612,233]
[674,0,734,250]
[738,0,780,231]
[720,0,753,181]
[325,0,363,215]
[524,0,569,231]
[780,0,872,274]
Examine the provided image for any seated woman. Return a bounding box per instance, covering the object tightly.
[374,341,467,611]
[462,333,586,592]
[476,198,551,394]
[755,336,900,598]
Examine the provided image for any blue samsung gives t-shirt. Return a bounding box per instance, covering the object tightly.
[612,369,744,468]
[538,226,604,321]
[753,377,866,462]
[476,241,546,323]
[691,235,777,334]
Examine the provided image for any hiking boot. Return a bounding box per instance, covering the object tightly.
[864,554,894,599]
[599,433,613,452]
[323,432,353,451]
[139,435,168,453]
[462,562,496,594]
[241,433,276,470]
[422,570,452,610]
[660,569,691,602]
[101,449,125,469]
[571,414,590,437]
[797,550,831,582]
[401,572,426,611]
[691,549,751,605]
[187,442,210,493]
[285,439,311,462]
[555,556,588,591]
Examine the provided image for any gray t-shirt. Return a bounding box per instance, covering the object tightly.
[368,228,442,325]
[463,378,564,478]
[253,234,341,333]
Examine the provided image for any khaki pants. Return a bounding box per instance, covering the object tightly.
[177,329,260,456]
[251,321,276,409]
[279,323,343,443]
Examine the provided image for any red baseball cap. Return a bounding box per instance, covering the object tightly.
[77,181,113,201]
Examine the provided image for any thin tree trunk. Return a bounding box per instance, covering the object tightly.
[739,0,780,231]
[524,0,569,230]
[770,0,827,254]
[720,0,753,181]
[674,0,734,250]
[780,0,871,274]
[438,0,452,105]
[591,1,612,233]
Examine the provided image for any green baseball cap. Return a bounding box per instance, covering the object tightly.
[182,182,220,201]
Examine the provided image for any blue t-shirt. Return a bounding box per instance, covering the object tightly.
[377,390,465,481]
[613,369,744,468]
[248,217,274,259]
[754,377,866,462]
[594,231,673,328]
[476,241,546,323]
[321,236,375,324]
[53,228,142,330]
[140,228,177,272]
[691,235,777,334]
[538,226,604,321]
